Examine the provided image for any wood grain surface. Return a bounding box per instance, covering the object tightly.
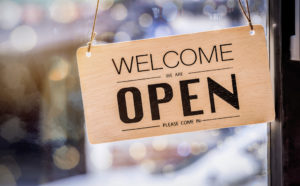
[77,25,275,144]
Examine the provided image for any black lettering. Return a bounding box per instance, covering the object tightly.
[180,79,204,116]
[220,43,234,61]
[163,51,179,68]
[148,83,173,120]
[180,48,197,66]
[112,57,134,74]
[150,54,163,71]
[136,54,150,72]
[208,74,239,113]
[199,45,218,64]
[117,87,143,123]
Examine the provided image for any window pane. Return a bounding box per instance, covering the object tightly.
[0,0,268,186]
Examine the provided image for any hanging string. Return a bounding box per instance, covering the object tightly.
[87,0,100,53]
[238,0,254,31]
[86,0,254,53]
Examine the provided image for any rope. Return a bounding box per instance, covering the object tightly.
[87,0,100,53]
[238,0,254,30]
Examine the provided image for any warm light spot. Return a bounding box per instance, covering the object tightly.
[129,142,146,161]
[191,142,208,155]
[48,58,69,81]
[10,25,37,52]
[152,137,168,151]
[49,0,78,23]
[43,124,67,142]
[53,145,80,170]
[100,0,114,11]
[111,4,128,21]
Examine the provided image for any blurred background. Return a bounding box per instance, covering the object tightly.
[0,0,268,185]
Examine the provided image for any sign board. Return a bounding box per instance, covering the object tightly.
[77,25,275,144]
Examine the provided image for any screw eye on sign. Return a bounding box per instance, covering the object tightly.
[77,25,275,144]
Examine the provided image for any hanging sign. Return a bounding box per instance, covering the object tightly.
[77,25,275,144]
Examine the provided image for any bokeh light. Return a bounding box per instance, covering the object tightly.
[203,4,215,17]
[48,58,70,81]
[177,142,191,157]
[0,1,22,30]
[23,4,44,25]
[53,145,80,170]
[191,142,208,155]
[140,159,156,173]
[10,25,37,52]
[129,142,147,161]
[162,2,178,22]
[49,0,78,24]
[139,13,153,28]
[119,21,140,37]
[110,4,128,21]
[114,31,131,42]
[152,137,168,151]
[100,0,115,11]
[0,117,26,143]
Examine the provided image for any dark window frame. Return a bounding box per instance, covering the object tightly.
[269,0,300,185]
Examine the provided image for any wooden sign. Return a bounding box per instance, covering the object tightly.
[77,25,275,144]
